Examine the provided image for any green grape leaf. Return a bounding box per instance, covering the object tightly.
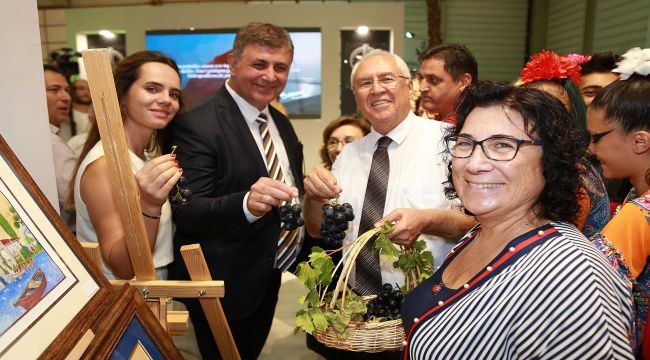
[305,288,320,307]
[308,307,329,331]
[308,246,327,261]
[312,257,334,285]
[296,262,317,289]
[374,234,400,259]
[344,300,367,315]
[325,310,351,339]
[298,295,307,304]
[296,309,315,334]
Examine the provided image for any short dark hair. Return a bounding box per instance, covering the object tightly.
[419,44,478,83]
[43,64,68,82]
[319,115,371,169]
[444,82,583,223]
[580,52,621,75]
[232,22,294,60]
[591,74,650,133]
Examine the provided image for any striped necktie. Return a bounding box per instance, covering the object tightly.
[256,113,301,271]
[355,136,392,295]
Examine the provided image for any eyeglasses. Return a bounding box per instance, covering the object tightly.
[588,129,614,144]
[326,137,358,148]
[354,74,410,93]
[446,135,544,161]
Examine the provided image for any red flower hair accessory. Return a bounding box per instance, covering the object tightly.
[521,50,588,86]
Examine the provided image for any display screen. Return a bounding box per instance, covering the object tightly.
[146,29,321,118]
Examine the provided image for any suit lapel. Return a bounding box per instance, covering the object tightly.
[216,88,268,178]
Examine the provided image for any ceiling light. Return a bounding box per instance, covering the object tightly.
[99,30,116,39]
[356,26,369,36]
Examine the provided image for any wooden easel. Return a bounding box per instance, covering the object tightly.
[82,49,240,360]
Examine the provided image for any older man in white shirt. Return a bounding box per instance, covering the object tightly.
[304,50,475,294]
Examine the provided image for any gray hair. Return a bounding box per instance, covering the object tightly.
[350,49,411,88]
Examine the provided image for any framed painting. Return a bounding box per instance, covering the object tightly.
[84,284,183,359]
[0,135,114,359]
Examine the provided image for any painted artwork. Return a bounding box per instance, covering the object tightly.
[0,191,65,336]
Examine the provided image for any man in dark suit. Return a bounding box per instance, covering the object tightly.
[166,22,304,360]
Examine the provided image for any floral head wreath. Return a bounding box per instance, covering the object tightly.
[520,50,590,86]
[613,47,650,80]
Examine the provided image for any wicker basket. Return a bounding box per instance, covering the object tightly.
[313,228,406,353]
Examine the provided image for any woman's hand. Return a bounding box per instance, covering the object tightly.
[135,153,182,215]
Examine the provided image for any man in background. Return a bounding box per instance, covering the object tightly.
[580,52,621,106]
[70,78,93,134]
[43,65,77,230]
[416,43,477,123]
[167,22,304,359]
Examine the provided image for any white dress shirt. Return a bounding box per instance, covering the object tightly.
[332,112,459,286]
[224,80,295,223]
[50,124,77,228]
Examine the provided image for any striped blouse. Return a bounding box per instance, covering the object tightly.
[401,222,633,360]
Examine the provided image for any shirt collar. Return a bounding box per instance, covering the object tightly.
[225,80,270,125]
[49,124,59,135]
[366,111,416,147]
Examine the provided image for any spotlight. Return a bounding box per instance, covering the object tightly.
[356,26,369,36]
[405,31,414,39]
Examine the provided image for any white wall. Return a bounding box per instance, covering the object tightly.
[0,0,59,209]
[65,2,405,171]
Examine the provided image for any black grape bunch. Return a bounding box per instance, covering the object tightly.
[363,283,404,321]
[279,198,304,231]
[319,198,354,247]
[278,172,304,231]
[168,146,192,207]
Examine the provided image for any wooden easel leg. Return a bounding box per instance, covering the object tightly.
[146,297,169,332]
[181,244,241,360]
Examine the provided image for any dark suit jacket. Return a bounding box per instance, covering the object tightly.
[166,86,304,320]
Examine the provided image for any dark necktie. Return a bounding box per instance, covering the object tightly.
[355,136,391,295]
[256,113,301,271]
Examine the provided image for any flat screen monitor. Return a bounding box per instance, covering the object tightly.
[145,29,321,118]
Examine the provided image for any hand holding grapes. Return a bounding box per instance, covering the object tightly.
[303,165,341,200]
[247,177,299,217]
[135,153,182,216]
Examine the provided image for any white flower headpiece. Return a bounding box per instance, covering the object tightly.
[613,47,650,80]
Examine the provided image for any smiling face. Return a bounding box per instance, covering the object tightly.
[122,62,181,134]
[327,124,366,164]
[44,70,71,127]
[418,57,469,118]
[353,55,412,134]
[452,105,545,224]
[586,107,635,180]
[228,44,292,111]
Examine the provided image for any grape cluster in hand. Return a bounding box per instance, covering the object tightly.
[169,176,192,207]
[319,203,354,247]
[363,283,404,321]
[279,203,304,231]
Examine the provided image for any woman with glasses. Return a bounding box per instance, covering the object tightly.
[400,82,633,359]
[320,114,371,169]
[587,47,650,356]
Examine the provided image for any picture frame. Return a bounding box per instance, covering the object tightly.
[83,284,183,360]
[0,134,114,359]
